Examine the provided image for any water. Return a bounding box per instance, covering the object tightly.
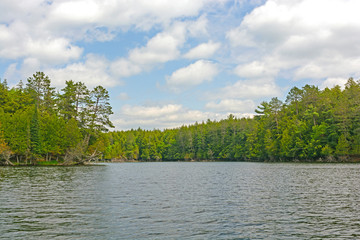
[1,162,360,239]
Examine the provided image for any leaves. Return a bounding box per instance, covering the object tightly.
[103,78,360,162]
[0,72,114,164]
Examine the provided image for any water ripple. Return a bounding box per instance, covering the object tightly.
[1,163,360,239]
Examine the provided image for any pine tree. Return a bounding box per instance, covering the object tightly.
[26,72,55,111]
[87,86,114,132]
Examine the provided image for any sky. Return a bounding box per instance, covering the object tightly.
[1,0,360,130]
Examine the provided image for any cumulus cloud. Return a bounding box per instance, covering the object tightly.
[3,63,19,85]
[184,41,221,59]
[320,77,348,90]
[294,57,360,80]
[0,0,208,80]
[110,21,192,78]
[112,104,230,130]
[110,58,142,78]
[46,54,119,88]
[227,28,255,48]
[0,23,82,64]
[234,60,278,79]
[166,60,218,91]
[122,104,183,118]
[204,77,281,118]
[205,99,256,113]
[129,23,186,66]
[227,0,360,81]
[210,78,281,100]
[26,38,83,64]
[187,14,209,37]
[47,0,207,35]
[4,58,42,85]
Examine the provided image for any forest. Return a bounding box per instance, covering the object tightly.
[1,72,360,165]
[103,78,360,162]
[0,72,113,165]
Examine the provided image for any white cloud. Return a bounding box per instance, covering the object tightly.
[0,23,82,64]
[184,41,221,59]
[227,0,360,81]
[110,58,142,78]
[210,78,281,100]
[47,0,207,33]
[0,0,45,22]
[46,54,119,88]
[0,0,209,76]
[4,58,42,85]
[110,18,212,78]
[320,77,348,90]
[294,57,360,80]
[20,58,42,79]
[4,55,121,88]
[108,21,190,79]
[166,60,218,90]
[3,63,19,85]
[205,99,256,113]
[50,0,100,24]
[129,22,187,66]
[204,77,281,118]
[187,14,209,37]
[26,38,83,64]
[122,104,183,118]
[227,28,255,48]
[103,0,205,30]
[234,60,278,79]
[113,103,230,130]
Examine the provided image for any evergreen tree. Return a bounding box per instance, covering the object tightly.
[87,86,114,132]
[26,72,55,111]
[30,106,41,156]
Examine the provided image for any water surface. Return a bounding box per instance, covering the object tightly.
[1,162,360,239]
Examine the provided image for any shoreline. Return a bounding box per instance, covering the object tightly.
[2,157,360,167]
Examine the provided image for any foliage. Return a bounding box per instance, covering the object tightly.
[0,72,113,165]
[102,78,360,162]
[2,74,360,164]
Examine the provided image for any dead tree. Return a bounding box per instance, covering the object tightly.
[62,135,101,165]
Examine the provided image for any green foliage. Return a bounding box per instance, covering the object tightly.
[30,106,41,156]
[87,86,114,132]
[26,72,55,111]
[0,72,113,164]
[335,134,350,156]
[102,78,360,162]
[2,73,360,163]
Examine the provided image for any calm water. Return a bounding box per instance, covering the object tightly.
[1,162,360,239]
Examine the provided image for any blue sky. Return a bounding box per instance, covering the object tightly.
[1,0,360,130]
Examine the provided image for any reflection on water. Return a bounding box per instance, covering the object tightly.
[1,163,360,239]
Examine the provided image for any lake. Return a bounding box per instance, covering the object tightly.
[1,162,360,239]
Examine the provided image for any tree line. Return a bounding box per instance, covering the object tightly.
[2,73,360,164]
[0,72,113,165]
[102,78,360,162]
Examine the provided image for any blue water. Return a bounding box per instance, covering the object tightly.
[1,162,360,239]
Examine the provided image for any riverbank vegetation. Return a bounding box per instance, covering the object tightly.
[1,73,360,165]
[102,78,360,162]
[0,72,113,165]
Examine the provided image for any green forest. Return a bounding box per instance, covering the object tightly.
[103,78,360,163]
[1,72,360,165]
[0,72,113,165]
